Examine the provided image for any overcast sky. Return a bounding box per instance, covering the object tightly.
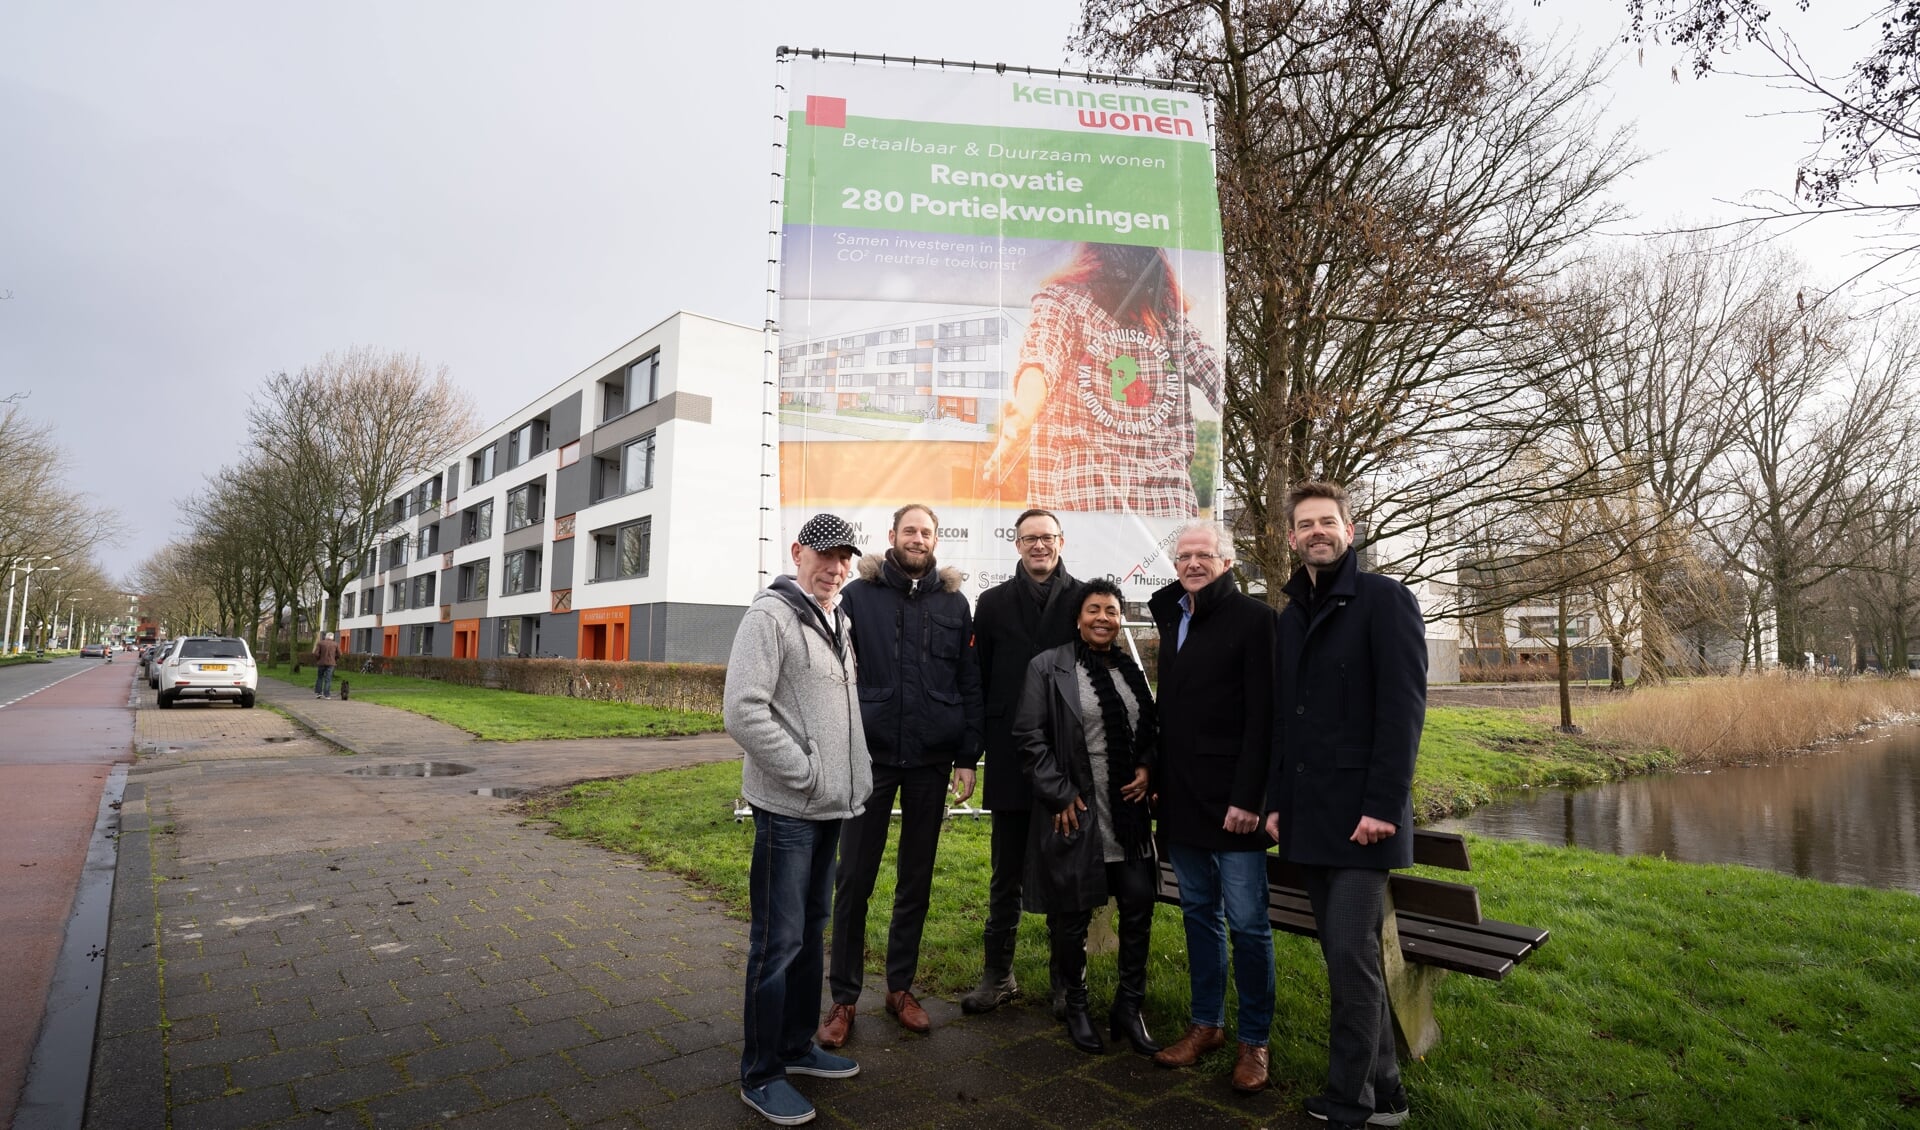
[0,0,1879,583]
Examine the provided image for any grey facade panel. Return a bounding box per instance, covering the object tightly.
[549,392,583,447]
[431,626,452,659]
[446,462,461,501]
[502,522,545,555]
[554,459,589,519]
[550,538,574,590]
[589,392,711,454]
[629,604,669,662]
[661,603,747,665]
[543,613,578,658]
[450,599,486,621]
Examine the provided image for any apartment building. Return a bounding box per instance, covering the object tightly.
[336,312,763,665]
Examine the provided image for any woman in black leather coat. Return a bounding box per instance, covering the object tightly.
[1011,579,1161,1055]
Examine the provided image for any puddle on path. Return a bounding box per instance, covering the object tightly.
[344,762,476,778]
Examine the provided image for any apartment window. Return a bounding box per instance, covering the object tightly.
[461,500,493,545]
[470,446,497,485]
[363,549,378,578]
[506,481,546,531]
[411,574,436,609]
[599,352,662,421]
[509,419,547,467]
[1520,616,1590,640]
[502,548,542,596]
[499,616,540,658]
[415,478,441,513]
[341,591,355,618]
[408,625,435,656]
[622,433,656,495]
[457,560,490,602]
[389,580,407,611]
[592,516,652,581]
[391,494,411,523]
[416,523,440,559]
[385,535,408,570]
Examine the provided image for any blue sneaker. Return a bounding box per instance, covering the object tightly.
[785,1045,860,1078]
[741,1077,816,1125]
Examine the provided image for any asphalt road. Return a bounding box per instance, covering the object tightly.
[0,660,135,1128]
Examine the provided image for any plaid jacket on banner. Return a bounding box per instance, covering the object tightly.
[1016,284,1223,516]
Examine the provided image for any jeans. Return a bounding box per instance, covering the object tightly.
[741,809,840,1088]
[1302,865,1399,1123]
[830,763,948,1003]
[315,665,335,696]
[1167,842,1275,1045]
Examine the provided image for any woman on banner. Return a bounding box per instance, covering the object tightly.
[982,242,1222,516]
[1011,579,1162,1056]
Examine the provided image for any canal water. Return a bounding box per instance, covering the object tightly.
[1434,724,1920,895]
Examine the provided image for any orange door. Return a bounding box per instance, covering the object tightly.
[381,627,399,657]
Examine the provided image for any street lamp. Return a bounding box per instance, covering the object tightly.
[65,593,85,651]
[17,559,59,653]
[1,555,50,656]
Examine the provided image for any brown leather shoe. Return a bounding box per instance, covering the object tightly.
[1151,1022,1225,1068]
[885,989,931,1034]
[814,1002,854,1048]
[1230,1042,1270,1092]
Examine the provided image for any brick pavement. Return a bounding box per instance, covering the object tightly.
[87,676,1312,1129]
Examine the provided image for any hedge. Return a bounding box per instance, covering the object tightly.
[317,654,726,715]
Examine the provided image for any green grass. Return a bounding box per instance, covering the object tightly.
[0,653,53,667]
[1413,707,1677,820]
[534,760,1920,1129]
[259,668,721,741]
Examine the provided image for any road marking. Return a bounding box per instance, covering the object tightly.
[0,662,116,710]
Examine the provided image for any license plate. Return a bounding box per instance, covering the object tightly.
[201,664,228,672]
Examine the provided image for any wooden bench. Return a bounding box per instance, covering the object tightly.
[1154,828,1548,1057]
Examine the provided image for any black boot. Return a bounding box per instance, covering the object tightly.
[1109,996,1160,1055]
[1049,912,1103,1054]
[1064,992,1105,1054]
[1111,878,1159,1053]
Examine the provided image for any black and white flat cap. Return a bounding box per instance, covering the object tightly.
[796,513,863,555]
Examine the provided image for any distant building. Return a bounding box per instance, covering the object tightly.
[336,312,763,665]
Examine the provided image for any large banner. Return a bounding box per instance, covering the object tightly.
[777,53,1225,601]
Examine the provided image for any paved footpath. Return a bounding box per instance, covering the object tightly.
[86,674,1311,1129]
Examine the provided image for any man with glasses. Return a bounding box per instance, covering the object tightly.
[959,508,1083,1016]
[1147,519,1279,1092]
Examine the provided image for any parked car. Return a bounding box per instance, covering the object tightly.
[79,644,108,658]
[156,637,258,709]
[144,641,175,686]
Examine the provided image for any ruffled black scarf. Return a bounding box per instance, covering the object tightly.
[1075,640,1156,850]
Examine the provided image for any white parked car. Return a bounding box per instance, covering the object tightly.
[156,636,258,709]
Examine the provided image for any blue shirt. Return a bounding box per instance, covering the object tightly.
[1178,592,1194,651]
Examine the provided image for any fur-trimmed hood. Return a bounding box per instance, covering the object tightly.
[857,550,965,595]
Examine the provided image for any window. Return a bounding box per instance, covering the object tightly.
[416,524,440,559]
[1520,616,1589,640]
[622,434,655,495]
[457,560,490,602]
[385,535,408,570]
[502,548,542,595]
[408,625,434,656]
[461,500,493,545]
[342,591,355,618]
[600,352,662,421]
[389,581,407,611]
[506,481,546,531]
[509,419,547,467]
[470,446,497,485]
[499,616,540,658]
[178,638,250,660]
[627,353,660,409]
[592,516,652,581]
[411,574,436,609]
[415,478,441,513]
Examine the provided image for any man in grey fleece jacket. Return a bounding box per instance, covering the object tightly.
[724,513,874,1126]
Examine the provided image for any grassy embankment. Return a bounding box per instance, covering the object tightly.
[530,677,1920,1126]
[259,666,721,741]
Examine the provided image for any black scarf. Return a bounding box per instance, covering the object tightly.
[1074,640,1156,850]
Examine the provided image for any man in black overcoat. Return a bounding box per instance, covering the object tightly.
[1146,520,1279,1092]
[1264,481,1426,1130]
[959,508,1082,1014]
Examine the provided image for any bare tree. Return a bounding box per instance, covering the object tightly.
[1711,297,1918,666]
[1072,0,1636,608]
[245,347,475,637]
